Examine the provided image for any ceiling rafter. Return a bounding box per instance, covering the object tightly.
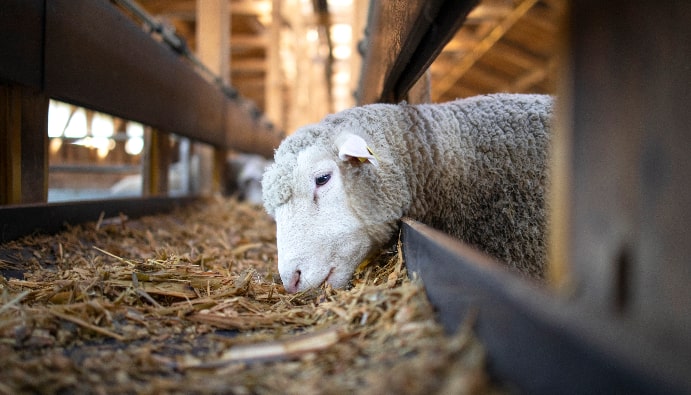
[136,0,271,19]
[133,0,563,129]
[501,57,556,92]
[431,0,540,102]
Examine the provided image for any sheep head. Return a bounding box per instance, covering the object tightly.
[263,131,403,293]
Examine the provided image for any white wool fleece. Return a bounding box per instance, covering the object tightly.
[262,94,553,292]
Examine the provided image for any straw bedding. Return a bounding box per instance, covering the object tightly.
[0,197,499,394]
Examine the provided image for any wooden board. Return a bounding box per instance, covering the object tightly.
[0,0,44,88]
[0,196,197,243]
[357,0,477,104]
[402,218,691,394]
[556,0,691,354]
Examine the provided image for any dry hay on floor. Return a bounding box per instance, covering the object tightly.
[0,197,498,394]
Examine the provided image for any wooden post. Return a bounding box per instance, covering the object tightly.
[405,69,431,104]
[20,87,48,203]
[143,127,170,196]
[552,0,691,351]
[265,0,283,130]
[0,84,48,204]
[290,3,310,131]
[350,0,367,107]
[0,84,22,204]
[196,0,230,195]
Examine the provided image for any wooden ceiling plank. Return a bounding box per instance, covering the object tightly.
[442,29,480,52]
[522,3,560,33]
[465,3,512,23]
[138,0,195,20]
[232,34,268,49]
[139,0,271,18]
[444,85,479,101]
[466,65,511,90]
[493,40,544,69]
[506,57,558,92]
[504,63,547,92]
[231,58,267,72]
[432,0,539,102]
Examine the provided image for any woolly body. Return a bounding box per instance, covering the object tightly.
[262,94,553,292]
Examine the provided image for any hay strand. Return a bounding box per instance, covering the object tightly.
[0,197,498,394]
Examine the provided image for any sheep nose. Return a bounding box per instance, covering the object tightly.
[284,270,301,293]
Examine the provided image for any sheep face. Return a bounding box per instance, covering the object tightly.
[274,145,374,293]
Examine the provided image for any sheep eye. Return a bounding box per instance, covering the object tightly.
[315,173,331,186]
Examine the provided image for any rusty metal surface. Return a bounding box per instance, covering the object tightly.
[402,218,691,395]
[357,0,477,104]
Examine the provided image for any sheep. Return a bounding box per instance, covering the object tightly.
[225,153,273,205]
[262,93,553,293]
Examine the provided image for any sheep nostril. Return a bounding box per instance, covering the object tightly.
[286,270,301,293]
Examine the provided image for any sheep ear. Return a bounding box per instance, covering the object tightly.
[336,133,380,167]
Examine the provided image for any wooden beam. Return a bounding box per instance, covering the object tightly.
[0,85,22,204]
[437,30,479,52]
[405,70,431,104]
[231,34,268,49]
[19,87,49,203]
[0,0,44,88]
[231,58,267,72]
[197,0,230,82]
[522,5,561,34]
[557,0,691,352]
[264,0,282,128]
[196,0,230,195]
[231,0,271,16]
[432,0,539,102]
[137,0,271,19]
[142,128,171,196]
[135,0,196,18]
[507,66,547,92]
[402,218,691,394]
[0,84,49,205]
[465,2,512,23]
[465,66,511,92]
[493,40,546,70]
[500,57,557,93]
[358,0,478,104]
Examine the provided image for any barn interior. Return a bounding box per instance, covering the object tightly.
[2,0,690,393]
[38,0,564,203]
